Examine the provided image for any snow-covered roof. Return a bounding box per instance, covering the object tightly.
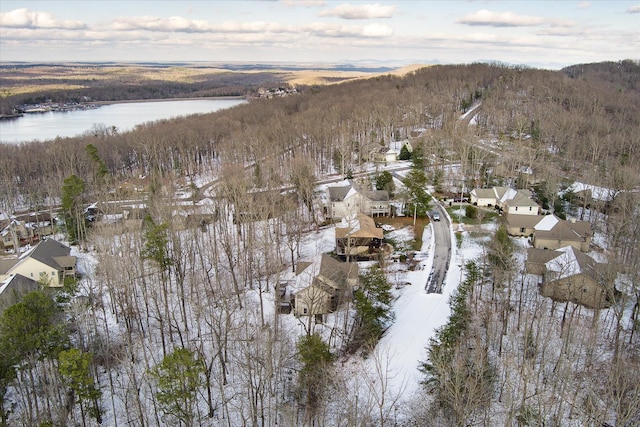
[546,246,582,279]
[544,246,603,282]
[534,215,559,231]
[567,181,614,202]
[335,214,383,239]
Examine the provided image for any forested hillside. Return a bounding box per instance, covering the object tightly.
[0,61,638,426]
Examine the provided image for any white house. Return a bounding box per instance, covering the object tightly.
[325,181,391,220]
[504,194,541,216]
[470,186,536,211]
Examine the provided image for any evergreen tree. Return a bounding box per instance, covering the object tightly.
[141,214,172,272]
[0,290,66,362]
[375,170,395,196]
[58,348,102,425]
[296,334,333,421]
[402,168,431,217]
[61,174,87,244]
[398,144,412,161]
[85,144,109,179]
[0,291,68,424]
[350,266,394,352]
[149,348,205,426]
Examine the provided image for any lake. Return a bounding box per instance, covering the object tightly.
[0,98,246,144]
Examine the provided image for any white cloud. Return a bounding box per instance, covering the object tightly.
[280,0,326,7]
[577,2,591,9]
[361,23,393,37]
[626,5,640,13]
[458,9,574,28]
[319,3,396,20]
[0,8,86,29]
[111,16,211,33]
[304,22,392,38]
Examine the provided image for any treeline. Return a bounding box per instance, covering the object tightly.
[0,65,288,114]
[2,62,639,215]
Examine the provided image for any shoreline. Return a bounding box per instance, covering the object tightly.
[93,95,246,106]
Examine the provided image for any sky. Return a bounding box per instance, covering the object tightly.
[1,1,638,69]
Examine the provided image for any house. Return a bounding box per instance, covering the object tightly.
[470,188,498,207]
[504,194,541,216]
[326,183,360,220]
[505,214,543,237]
[362,190,391,217]
[0,273,40,313]
[532,215,592,252]
[290,254,359,318]
[335,214,384,259]
[0,239,76,287]
[376,147,398,163]
[526,246,613,308]
[0,213,54,251]
[469,186,533,210]
[324,181,390,220]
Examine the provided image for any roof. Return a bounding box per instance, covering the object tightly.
[335,214,384,239]
[20,239,74,271]
[545,246,603,282]
[471,188,496,199]
[0,274,40,313]
[327,184,358,202]
[534,215,559,231]
[498,187,518,203]
[505,194,540,209]
[567,181,614,202]
[364,190,390,202]
[315,254,358,289]
[0,258,19,275]
[506,214,544,229]
[526,248,563,265]
[534,215,592,242]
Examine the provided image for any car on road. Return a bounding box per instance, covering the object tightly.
[431,211,440,221]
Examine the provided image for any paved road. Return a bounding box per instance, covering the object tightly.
[389,170,452,294]
[425,202,452,294]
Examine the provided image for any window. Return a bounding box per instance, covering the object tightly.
[303,308,308,314]
[52,271,55,276]
[529,206,533,211]
[520,227,525,233]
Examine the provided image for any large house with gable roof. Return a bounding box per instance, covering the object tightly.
[335,214,384,260]
[526,246,613,308]
[470,186,540,214]
[532,215,592,252]
[0,239,76,287]
[324,180,391,220]
[280,254,359,319]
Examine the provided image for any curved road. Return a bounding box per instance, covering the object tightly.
[426,201,452,293]
[389,170,452,294]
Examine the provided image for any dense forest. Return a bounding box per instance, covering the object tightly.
[0,61,639,426]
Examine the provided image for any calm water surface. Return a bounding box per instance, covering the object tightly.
[0,98,245,144]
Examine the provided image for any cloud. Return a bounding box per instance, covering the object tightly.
[319,3,396,19]
[280,0,326,7]
[458,9,574,28]
[111,16,212,33]
[304,22,392,38]
[626,5,640,13]
[577,2,591,9]
[0,8,86,29]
